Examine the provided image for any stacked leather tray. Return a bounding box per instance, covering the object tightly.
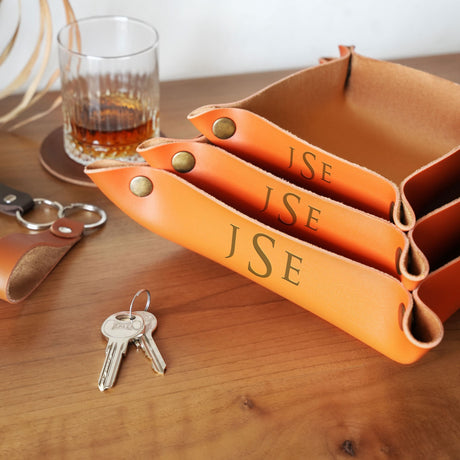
[86,47,460,363]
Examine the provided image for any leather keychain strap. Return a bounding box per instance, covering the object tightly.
[86,162,453,364]
[0,218,84,303]
[1,185,106,304]
[0,183,34,216]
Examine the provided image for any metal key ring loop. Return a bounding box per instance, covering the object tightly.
[129,289,151,318]
[15,198,64,230]
[57,203,107,230]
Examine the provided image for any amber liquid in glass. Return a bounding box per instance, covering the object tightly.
[63,92,158,164]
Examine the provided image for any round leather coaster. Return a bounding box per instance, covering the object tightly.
[39,127,96,187]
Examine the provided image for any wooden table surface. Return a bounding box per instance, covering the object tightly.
[1,53,459,459]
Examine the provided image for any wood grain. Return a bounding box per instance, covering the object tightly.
[0,53,459,459]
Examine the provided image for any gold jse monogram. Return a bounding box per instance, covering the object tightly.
[288,146,332,183]
[260,186,321,231]
[225,224,303,286]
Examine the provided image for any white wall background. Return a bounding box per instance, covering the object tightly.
[0,0,459,92]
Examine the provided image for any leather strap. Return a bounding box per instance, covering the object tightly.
[0,218,83,303]
[0,183,34,216]
[86,163,451,364]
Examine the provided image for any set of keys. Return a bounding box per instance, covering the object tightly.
[98,289,166,392]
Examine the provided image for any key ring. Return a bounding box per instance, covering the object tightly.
[129,289,151,319]
[16,199,107,231]
[15,198,64,231]
[5,183,106,231]
[58,203,107,230]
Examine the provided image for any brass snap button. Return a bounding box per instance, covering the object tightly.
[130,176,153,197]
[212,117,236,139]
[172,151,196,173]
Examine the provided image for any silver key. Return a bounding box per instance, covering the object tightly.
[98,312,145,391]
[133,310,166,374]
